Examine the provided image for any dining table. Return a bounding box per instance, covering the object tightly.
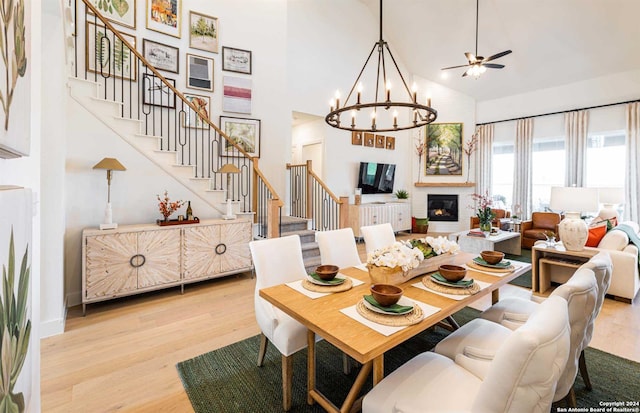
[258,251,532,413]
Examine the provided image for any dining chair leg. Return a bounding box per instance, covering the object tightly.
[579,349,592,390]
[257,333,268,367]
[559,387,577,407]
[282,354,294,411]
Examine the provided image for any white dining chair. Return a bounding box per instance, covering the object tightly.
[315,227,363,268]
[250,234,308,411]
[360,222,395,255]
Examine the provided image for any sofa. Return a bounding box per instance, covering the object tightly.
[520,212,563,248]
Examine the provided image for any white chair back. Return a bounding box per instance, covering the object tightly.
[360,223,395,255]
[315,227,362,269]
[578,251,612,320]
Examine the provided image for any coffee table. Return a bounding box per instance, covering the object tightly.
[449,230,521,255]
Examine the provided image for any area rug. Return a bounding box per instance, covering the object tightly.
[176,307,639,412]
[506,248,532,288]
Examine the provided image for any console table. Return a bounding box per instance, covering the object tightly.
[348,202,411,238]
[531,243,598,295]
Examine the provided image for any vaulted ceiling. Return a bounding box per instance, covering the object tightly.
[358,0,640,102]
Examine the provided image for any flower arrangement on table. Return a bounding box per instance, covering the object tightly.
[367,241,424,272]
[157,190,185,221]
[405,235,460,258]
[470,191,495,232]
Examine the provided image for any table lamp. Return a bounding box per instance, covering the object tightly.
[217,163,241,220]
[549,186,599,251]
[93,157,127,230]
[597,187,624,223]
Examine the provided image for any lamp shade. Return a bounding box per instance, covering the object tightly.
[549,187,599,213]
[598,187,624,205]
[217,163,240,174]
[93,157,127,171]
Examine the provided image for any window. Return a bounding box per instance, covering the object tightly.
[492,143,514,209]
[532,137,565,212]
[586,132,625,187]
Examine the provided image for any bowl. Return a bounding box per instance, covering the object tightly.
[438,264,467,282]
[315,264,340,280]
[480,250,505,265]
[370,284,403,306]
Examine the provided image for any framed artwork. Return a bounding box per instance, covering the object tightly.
[146,0,181,38]
[222,76,252,114]
[351,131,363,145]
[425,122,463,175]
[375,135,385,148]
[219,116,261,157]
[364,133,375,147]
[86,21,137,81]
[386,136,395,150]
[182,93,210,129]
[222,46,252,74]
[143,39,179,73]
[89,0,136,29]
[189,11,218,53]
[142,73,176,108]
[186,53,214,91]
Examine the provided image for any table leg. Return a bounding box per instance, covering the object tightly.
[492,289,499,304]
[372,355,384,385]
[307,330,316,405]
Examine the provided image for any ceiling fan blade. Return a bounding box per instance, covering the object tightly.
[464,52,476,63]
[441,64,471,70]
[483,63,505,69]
[482,50,512,62]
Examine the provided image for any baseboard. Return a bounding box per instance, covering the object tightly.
[66,290,82,308]
[40,303,67,338]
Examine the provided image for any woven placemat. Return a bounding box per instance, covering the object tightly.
[422,275,481,295]
[302,277,353,293]
[467,260,515,273]
[355,299,424,326]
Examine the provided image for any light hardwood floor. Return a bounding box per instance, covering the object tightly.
[41,235,640,412]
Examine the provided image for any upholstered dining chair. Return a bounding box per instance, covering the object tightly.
[315,227,363,268]
[360,222,396,255]
[250,234,309,411]
[362,296,570,413]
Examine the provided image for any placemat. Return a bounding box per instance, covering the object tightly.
[467,260,515,273]
[355,299,424,327]
[421,276,481,295]
[302,277,353,293]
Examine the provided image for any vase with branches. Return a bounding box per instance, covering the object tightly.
[414,139,427,183]
[470,191,495,232]
[463,131,479,183]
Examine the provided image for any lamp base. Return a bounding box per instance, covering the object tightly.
[100,223,118,230]
[558,212,588,251]
[222,199,236,220]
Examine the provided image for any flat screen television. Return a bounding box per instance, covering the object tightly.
[357,162,396,194]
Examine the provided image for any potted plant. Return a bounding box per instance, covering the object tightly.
[412,217,430,234]
[395,189,409,201]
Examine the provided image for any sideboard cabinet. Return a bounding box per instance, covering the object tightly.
[82,219,252,313]
[348,202,411,238]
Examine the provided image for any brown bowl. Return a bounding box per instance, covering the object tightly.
[370,284,403,307]
[315,264,340,280]
[438,264,467,282]
[480,250,505,265]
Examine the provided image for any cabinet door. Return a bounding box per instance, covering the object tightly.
[182,225,222,280]
[137,228,181,288]
[219,221,252,273]
[85,232,138,299]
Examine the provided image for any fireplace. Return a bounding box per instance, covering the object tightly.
[427,194,459,222]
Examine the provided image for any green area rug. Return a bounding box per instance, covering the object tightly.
[176,307,639,412]
[506,248,532,288]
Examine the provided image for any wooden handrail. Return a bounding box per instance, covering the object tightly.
[286,161,343,204]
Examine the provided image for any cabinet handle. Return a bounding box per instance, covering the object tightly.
[129,254,146,268]
[215,243,227,255]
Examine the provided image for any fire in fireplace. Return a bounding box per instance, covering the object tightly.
[427,194,459,222]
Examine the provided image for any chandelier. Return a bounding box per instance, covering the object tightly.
[325,0,437,133]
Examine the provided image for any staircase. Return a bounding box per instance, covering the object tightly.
[279,216,321,273]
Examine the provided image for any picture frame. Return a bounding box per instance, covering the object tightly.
[351,131,363,146]
[142,39,179,73]
[146,0,181,38]
[186,53,214,91]
[182,93,210,129]
[222,46,252,74]
[222,76,252,114]
[219,116,261,157]
[386,136,395,150]
[364,133,375,147]
[88,0,136,29]
[189,11,218,53]
[425,123,463,175]
[142,73,176,108]
[375,135,385,148]
[86,21,137,81]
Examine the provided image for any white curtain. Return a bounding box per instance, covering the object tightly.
[512,118,533,218]
[475,124,494,197]
[564,110,589,186]
[625,102,640,222]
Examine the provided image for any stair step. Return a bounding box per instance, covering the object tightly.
[304,255,322,274]
[282,229,316,244]
[301,242,320,259]
[280,216,310,232]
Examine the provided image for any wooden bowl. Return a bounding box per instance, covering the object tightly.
[438,264,467,282]
[370,284,403,307]
[315,265,339,280]
[480,250,505,265]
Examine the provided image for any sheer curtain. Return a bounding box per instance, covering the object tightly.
[565,110,589,186]
[512,118,533,218]
[475,124,494,196]
[625,102,640,222]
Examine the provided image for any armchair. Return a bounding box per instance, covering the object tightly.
[469,208,510,229]
[521,211,563,248]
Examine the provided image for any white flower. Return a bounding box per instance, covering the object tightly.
[425,236,460,255]
[367,241,424,271]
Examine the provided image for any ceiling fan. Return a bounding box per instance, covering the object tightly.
[441,0,512,78]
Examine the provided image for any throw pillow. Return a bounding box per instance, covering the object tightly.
[586,225,607,247]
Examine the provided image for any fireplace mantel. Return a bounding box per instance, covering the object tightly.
[414,182,475,187]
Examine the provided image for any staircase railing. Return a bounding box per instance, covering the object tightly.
[71,0,282,238]
[287,160,348,231]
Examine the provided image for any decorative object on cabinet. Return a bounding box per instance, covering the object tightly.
[550,186,599,251]
[182,93,210,128]
[219,116,260,157]
[142,73,176,108]
[82,219,252,313]
[146,0,182,38]
[89,0,136,29]
[142,39,179,73]
[351,131,363,145]
[223,76,252,114]
[86,21,137,80]
[425,123,463,175]
[189,11,218,53]
[218,164,241,220]
[386,136,395,150]
[93,157,127,230]
[156,189,184,222]
[222,46,252,74]
[395,189,409,200]
[348,202,411,238]
[186,53,213,91]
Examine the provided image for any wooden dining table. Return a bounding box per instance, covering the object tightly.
[258,251,531,413]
